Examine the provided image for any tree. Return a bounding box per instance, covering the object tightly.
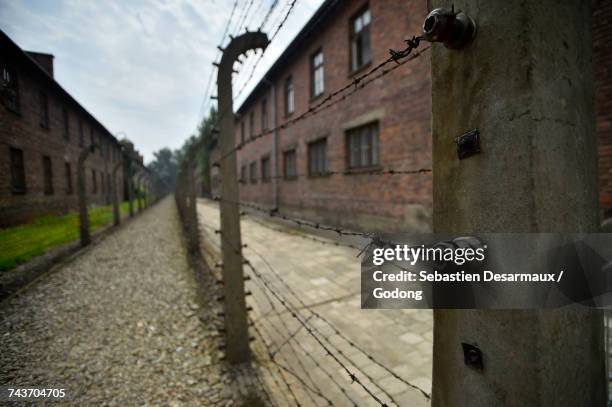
[148,147,177,195]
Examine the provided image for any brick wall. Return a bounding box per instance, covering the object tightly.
[0,38,124,227]
[594,0,612,218]
[233,0,432,233]
[214,0,612,230]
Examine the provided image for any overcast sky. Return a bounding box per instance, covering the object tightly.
[0,0,324,163]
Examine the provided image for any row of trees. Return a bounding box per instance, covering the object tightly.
[147,108,218,196]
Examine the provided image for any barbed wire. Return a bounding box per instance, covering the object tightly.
[243,257,396,406]
[197,0,239,124]
[199,200,431,403]
[235,167,433,182]
[244,214,363,251]
[213,226,394,405]
[232,0,300,102]
[208,223,396,405]
[220,41,429,164]
[214,217,431,400]
[257,0,279,30]
[244,245,361,406]
[234,0,257,35]
[254,322,337,406]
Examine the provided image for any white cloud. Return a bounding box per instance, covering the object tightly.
[0,0,323,163]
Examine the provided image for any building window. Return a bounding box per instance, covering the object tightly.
[9,147,26,194]
[346,122,379,168]
[261,155,271,182]
[308,138,327,176]
[78,120,84,147]
[285,76,294,115]
[241,121,245,144]
[1,66,19,112]
[62,107,70,139]
[283,149,297,179]
[39,91,49,128]
[90,128,95,147]
[249,161,257,184]
[101,170,105,194]
[311,50,324,97]
[350,7,372,72]
[65,162,73,194]
[42,155,53,195]
[99,135,103,157]
[241,164,247,182]
[92,169,97,193]
[249,111,255,139]
[261,98,268,132]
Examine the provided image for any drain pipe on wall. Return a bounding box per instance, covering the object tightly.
[263,76,278,210]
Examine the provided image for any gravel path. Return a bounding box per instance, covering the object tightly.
[0,198,236,406]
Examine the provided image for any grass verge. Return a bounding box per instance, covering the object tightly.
[0,202,131,271]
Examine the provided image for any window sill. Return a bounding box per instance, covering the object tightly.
[11,188,26,195]
[283,176,297,181]
[348,61,372,78]
[308,172,331,179]
[344,165,381,175]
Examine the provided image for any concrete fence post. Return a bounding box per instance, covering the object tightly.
[136,172,144,213]
[127,161,134,218]
[111,161,122,226]
[217,31,269,365]
[429,1,605,406]
[77,144,96,247]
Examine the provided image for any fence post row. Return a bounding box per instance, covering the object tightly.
[428,2,605,406]
[216,31,269,365]
[111,160,122,226]
[76,143,97,247]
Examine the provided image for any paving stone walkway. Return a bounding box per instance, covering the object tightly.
[0,198,237,406]
[197,199,433,407]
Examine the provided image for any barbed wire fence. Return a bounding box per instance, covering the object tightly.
[175,4,435,404]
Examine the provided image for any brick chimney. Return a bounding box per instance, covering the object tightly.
[25,51,54,78]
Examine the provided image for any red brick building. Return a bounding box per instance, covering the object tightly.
[232,0,432,232]
[220,0,612,231]
[0,30,126,227]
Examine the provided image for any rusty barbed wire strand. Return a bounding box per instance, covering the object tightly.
[243,258,395,407]
[259,319,326,406]
[212,195,372,238]
[244,214,363,251]
[235,0,257,35]
[219,40,429,165]
[257,0,279,30]
[197,0,239,122]
[244,246,362,407]
[232,0,300,101]
[233,167,433,182]
[200,210,428,405]
[253,320,339,406]
[211,219,432,400]
[204,220,349,406]
[247,233,432,400]
[209,225,395,405]
[242,240,357,405]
